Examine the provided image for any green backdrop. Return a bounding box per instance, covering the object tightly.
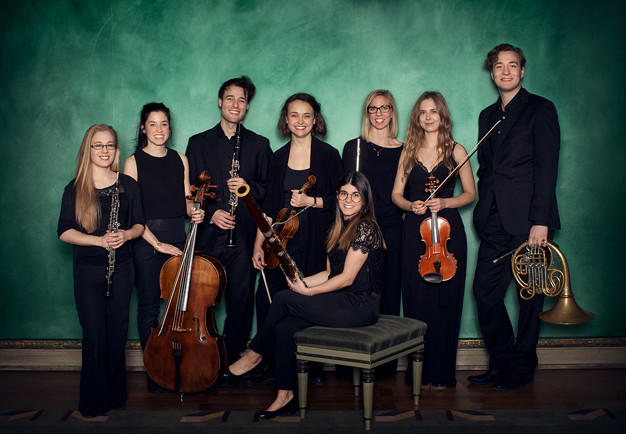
[1,0,625,341]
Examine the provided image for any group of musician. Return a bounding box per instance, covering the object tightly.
[58,43,561,419]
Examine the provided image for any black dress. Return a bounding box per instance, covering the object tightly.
[401,157,467,387]
[249,218,383,390]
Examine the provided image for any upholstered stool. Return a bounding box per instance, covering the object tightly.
[294,314,427,430]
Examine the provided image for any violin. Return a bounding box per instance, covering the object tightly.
[263,175,316,269]
[418,173,457,283]
[143,171,226,398]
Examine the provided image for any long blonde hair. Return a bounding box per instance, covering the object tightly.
[74,124,120,233]
[401,91,455,178]
[360,89,399,142]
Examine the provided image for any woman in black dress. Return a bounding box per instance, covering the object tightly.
[123,103,204,393]
[342,89,403,317]
[391,92,475,390]
[224,171,384,419]
[58,124,145,417]
[246,93,343,386]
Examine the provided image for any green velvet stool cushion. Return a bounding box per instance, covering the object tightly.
[294,314,427,354]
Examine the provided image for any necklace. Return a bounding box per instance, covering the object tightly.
[371,142,382,157]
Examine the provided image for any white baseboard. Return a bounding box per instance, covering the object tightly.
[1,346,625,371]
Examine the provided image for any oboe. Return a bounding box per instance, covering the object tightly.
[105,177,120,297]
[225,123,242,247]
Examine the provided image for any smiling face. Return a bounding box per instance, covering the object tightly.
[418,98,440,133]
[286,99,316,139]
[367,95,393,131]
[219,85,249,124]
[90,130,117,169]
[337,183,363,219]
[141,111,170,147]
[491,50,525,94]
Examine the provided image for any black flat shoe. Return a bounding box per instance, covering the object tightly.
[255,396,299,420]
[242,364,275,387]
[218,367,243,385]
[467,370,501,385]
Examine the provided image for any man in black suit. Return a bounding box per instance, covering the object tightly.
[469,44,561,391]
[186,76,272,365]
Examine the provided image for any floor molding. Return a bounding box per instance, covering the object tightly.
[1,345,625,371]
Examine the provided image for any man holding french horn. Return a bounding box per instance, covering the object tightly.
[469,44,561,392]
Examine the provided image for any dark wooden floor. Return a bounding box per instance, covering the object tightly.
[1,369,625,412]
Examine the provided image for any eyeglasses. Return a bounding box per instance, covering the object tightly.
[337,190,362,202]
[367,105,392,114]
[91,144,117,150]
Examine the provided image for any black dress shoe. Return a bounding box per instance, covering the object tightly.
[242,365,275,387]
[255,396,299,420]
[218,367,243,385]
[493,374,533,392]
[467,370,501,385]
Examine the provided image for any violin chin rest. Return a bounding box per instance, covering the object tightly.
[422,273,443,284]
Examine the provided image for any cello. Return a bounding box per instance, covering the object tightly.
[143,171,226,398]
[418,173,457,283]
[263,175,316,269]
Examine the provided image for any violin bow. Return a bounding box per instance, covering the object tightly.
[425,120,502,202]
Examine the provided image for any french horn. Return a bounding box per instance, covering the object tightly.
[500,241,594,325]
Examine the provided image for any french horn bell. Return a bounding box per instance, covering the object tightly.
[510,241,594,325]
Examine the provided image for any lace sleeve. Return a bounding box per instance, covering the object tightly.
[350,219,382,254]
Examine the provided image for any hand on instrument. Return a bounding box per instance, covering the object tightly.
[155,242,183,256]
[290,190,313,208]
[103,229,129,249]
[425,198,447,213]
[190,208,205,224]
[227,173,246,193]
[211,209,236,230]
[252,244,266,270]
[410,200,427,215]
[287,274,311,295]
[528,225,548,247]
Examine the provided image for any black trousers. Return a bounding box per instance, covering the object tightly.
[249,290,377,390]
[208,231,257,363]
[472,208,547,377]
[73,258,133,416]
[133,239,179,351]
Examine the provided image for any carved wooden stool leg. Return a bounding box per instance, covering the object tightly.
[352,367,361,396]
[412,347,424,406]
[297,359,309,419]
[361,368,375,430]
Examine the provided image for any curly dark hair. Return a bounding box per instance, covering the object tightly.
[218,75,256,102]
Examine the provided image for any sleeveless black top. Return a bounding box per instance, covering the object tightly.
[134,148,186,219]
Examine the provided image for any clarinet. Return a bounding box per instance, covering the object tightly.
[225,123,242,247]
[105,178,121,297]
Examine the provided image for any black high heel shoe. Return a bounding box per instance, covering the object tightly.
[255,396,299,420]
[218,367,243,386]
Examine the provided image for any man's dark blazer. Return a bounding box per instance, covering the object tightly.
[473,88,561,237]
[186,123,272,252]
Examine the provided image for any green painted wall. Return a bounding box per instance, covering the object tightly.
[1,0,625,341]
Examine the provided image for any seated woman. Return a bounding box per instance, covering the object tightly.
[221,170,385,419]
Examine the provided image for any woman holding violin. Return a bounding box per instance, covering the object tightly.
[391,91,475,390]
[224,170,384,419]
[247,93,344,386]
[123,102,204,393]
[58,124,145,417]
